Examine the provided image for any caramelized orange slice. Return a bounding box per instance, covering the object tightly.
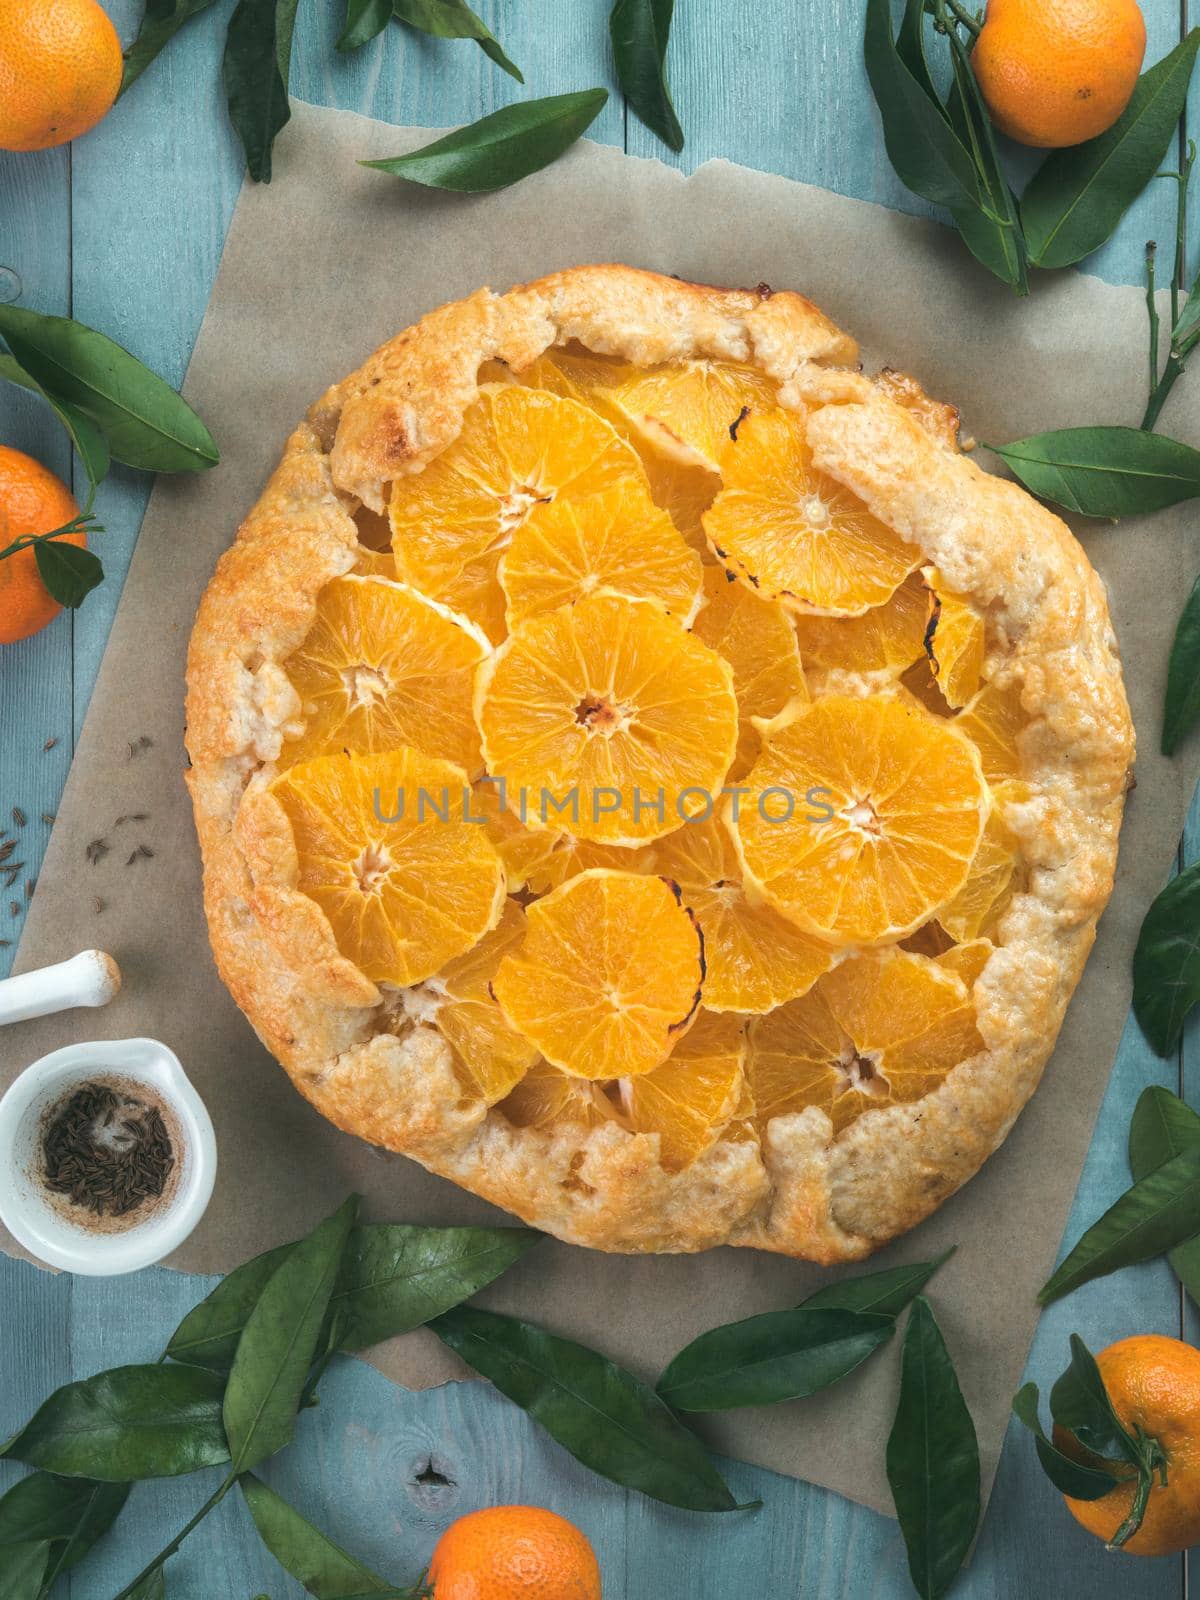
[606,359,779,470]
[923,566,985,708]
[793,570,928,680]
[622,1010,747,1169]
[430,899,539,1103]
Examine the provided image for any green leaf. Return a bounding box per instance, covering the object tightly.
[1127,1085,1200,1307]
[223,0,300,184]
[240,1474,400,1596]
[800,1249,955,1317]
[1163,574,1200,756]
[1133,858,1200,1055]
[942,30,1028,294]
[1,1365,229,1481]
[0,353,40,394]
[1038,1143,1200,1303]
[0,1473,131,1586]
[223,1196,358,1473]
[34,536,105,609]
[1011,1382,1122,1500]
[166,1224,540,1372]
[862,0,981,212]
[988,426,1200,517]
[1021,31,1200,269]
[121,0,219,94]
[657,1308,894,1412]
[886,1298,980,1600]
[337,0,392,50]
[0,353,109,504]
[1049,1335,1142,1466]
[610,0,683,153]
[433,1305,742,1512]
[393,0,522,81]
[0,1541,48,1600]
[0,303,218,473]
[361,90,609,193]
[127,1571,167,1600]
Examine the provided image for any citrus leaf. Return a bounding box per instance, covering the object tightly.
[894,0,942,104]
[1133,858,1200,1055]
[393,0,521,80]
[610,0,683,152]
[943,29,1028,294]
[240,1474,401,1597]
[0,353,39,394]
[1038,1144,1200,1303]
[0,350,109,504]
[34,537,104,609]
[0,304,218,473]
[223,1196,358,1473]
[0,1541,48,1600]
[863,0,982,212]
[1048,1335,1142,1466]
[127,1571,167,1600]
[337,0,392,50]
[1128,1085,1200,1307]
[657,1307,894,1411]
[0,1366,229,1480]
[988,426,1200,517]
[0,1473,131,1588]
[361,90,609,193]
[800,1249,955,1317]
[223,0,300,184]
[432,1305,743,1512]
[1021,31,1200,269]
[1011,1382,1122,1500]
[121,0,220,94]
[1163,574,1200,756]
[886,1298,980,1600]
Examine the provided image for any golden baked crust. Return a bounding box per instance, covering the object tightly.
[185,264,1132,1262]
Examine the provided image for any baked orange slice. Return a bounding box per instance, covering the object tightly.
[702,408,918,615]
[435,549,509,646]
[492,869,704,1079]
[938,809,1018,942]
[692,566,807,777]
[793,570,928,680]
[606,359,779,470]
[268,747,504,987]
[430,899,539,1103]
[499,478,703,626]
[280,576,488,773]
[499,1057,619,1131]
[622,1009,747,1169]
[953,679,1025,784]
[475,592,738,845]
[923,566,985,708]
[746,948,983,1136]
[732,693,988,945]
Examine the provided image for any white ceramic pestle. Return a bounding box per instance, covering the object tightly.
[0,950,121,1027]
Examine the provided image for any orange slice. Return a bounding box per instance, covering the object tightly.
[606,359,779,470]
[388,386,647,596]
[746,948,984,1136]
[690,883,833,1013]
[435,549,509,646]
[280,576,488,773]
[692,566,808,777]
[936,938,993,987]
[475,592,738,845]
[429,899,539,1102]
[269,748,504,986]
[732,694,988,945]
[702,408,918,615]
[621,1009,747,1169]
[499,1058,619,1131]
[646,811,740,889]
[923,566,985,708]
[953,679,1026,784]
[938,809,1018,942]
[793,570,928,680]
[492,869,704,1079]
[499,479,702,626]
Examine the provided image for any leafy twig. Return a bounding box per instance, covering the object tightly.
[109,1474,236,1600]
[1142,140,1199,431]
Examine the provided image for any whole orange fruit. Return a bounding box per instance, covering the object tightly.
[1054,1334,1200,1556]
[0,445,83,644]
[972,0,1146,148]
[427,1505,602,1599]
[0,0,124,153]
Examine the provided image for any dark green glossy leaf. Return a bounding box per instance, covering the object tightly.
[0,1473,131,1585]
[1133,858,1200,1055]
[863,0,981,212]
[223,0,300,184]
[433,1306,741,1512]
[1022,31,1200,269]
[34,536,105,609]
[1,1365,229,1481]
[0,352,109,502]
[224,1196,358,1473]
[886,1298,979,1600]
[394,0,522,81]
[1128,1085,1200,1307]
[240,1474,400,1596]
[0,1542,48,1600]
[610,0,683,152]
[1039,1144,1200,1303]
[362,90,609,193]
[989,426,1200,517]
[0,304,217,473]
[0,353,38,394]
[894,0,940,103]
[1173,270,1200,351]
[1163,575,1200,756]
[127,1570,167,1599]
[801,1248,955,1317]
[1011,1382,1122,1500]
[337,0,392,50]
[657,1308,894,1412]
[943,30,1028,294]
[1049,1335,1142,1466]
[121,0,219,94]
[166,1224,539,1372]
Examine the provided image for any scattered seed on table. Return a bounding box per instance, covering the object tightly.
[41,813,55,825]
[0,842,13,865]
[11,807,25,828]
[4,867,23,889]
[0,940,10,949]
[85,838,110,866]
[25,879,35,899]
[9,902,19,917]
[43,736,58,752]
[93,897,105,915]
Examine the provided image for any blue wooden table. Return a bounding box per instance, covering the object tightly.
[2,2,1198,1594]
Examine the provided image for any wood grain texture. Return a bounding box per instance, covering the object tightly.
[0,0,1195,1593]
